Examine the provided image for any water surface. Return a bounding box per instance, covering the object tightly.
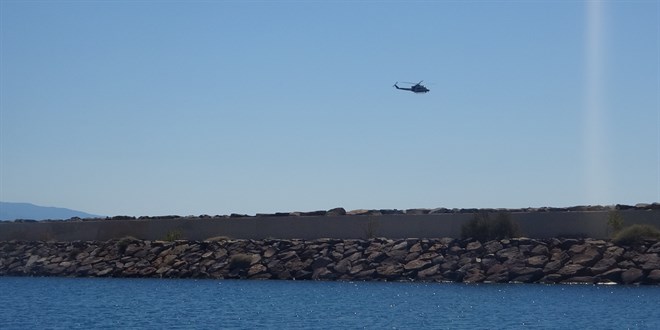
[1,277,658,329]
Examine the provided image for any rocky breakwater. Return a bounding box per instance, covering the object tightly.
[1,237,659,285]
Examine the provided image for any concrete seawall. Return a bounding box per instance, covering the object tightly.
[1,210,659,241]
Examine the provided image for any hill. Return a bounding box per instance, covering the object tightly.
[0,202,101,221]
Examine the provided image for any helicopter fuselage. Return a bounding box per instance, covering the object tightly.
[394,82,429,93]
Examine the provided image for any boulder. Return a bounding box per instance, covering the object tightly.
[509,267,544,283]
[366,251,387,263]
[568,244,587,256]
[560,239,579,250]
[312,267,334,280]
[391,241,408,251]
[526,255,548,268]
[648,242,660,254]
[247,264,267,277]
[646,270,660,284]
[347,209,370,215]
[405,209,429,215]
[333,258,351,274]
[556,264,590,278]
[539,274,562,284]
[326,207,346,216]
[463,269,486,283]
[485,264,509,283]
[483,241,503,254]
[530,244,549,256]
[417,264,440,279]
[634,254,660,271]
[311,257,333,270]
[603,246,624,261]
[590,258,617,275]
[263,247,277,258]
[570,247,602,267]
[621,268,644,284]
[496,247,521,262]
[466,241,483,253]
[404,259,431,271]
[376,264,403,279]
[300,210,327,216]
[597,268,624,282]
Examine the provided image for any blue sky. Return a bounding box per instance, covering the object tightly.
[1,1,658,216]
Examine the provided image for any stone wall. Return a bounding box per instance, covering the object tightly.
[2,237,658,285]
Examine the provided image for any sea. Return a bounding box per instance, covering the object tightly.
[1,277,658,329]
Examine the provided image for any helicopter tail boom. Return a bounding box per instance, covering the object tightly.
[393,82,412,91]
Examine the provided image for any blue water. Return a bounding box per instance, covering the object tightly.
[1,277,658,329]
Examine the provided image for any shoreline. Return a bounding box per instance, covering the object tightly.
[2,237,658,285]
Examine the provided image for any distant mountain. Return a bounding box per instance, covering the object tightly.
[0,202,102,221]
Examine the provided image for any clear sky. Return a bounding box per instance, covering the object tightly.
[1,0,658,217]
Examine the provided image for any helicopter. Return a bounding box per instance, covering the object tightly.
[393,81,430,93]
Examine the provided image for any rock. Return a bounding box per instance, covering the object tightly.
[591,258,617,275]
[618,260,636,269]
[311,257,333,270]
[539,274,562,284]
[530,244,549,256]
[366,251,387,263]
[556,264,590,278]
[300,210,327,216]
[603,246,624,261]
[634,254,660,271]
[550,251,570,263]
[312,267,334,280]
[485,264,509,283]
[568,244,587,256]
[405,209,429,215]
[376,264,403,279]
[648,242,660,254]
[97,267,114,276]
[646,270,660,283]
[598,268,624,282]
[526,255,548,268]
[333,258,351,274]
[247,264,267,277]
[326,207,346,216]
[404,259,431,271]
[483,241,503,254]
[466,241,483,253]
[417,265,440,279]
[429,208,449,214]
[409,243,423,253]
[496,247,521,262]
[123,244,141,256]
[24,255,40,268]
[621,268,644,284]
[571,247,602,267]
[347,209,370,215]
[463,269,486,283]
[354,269,376,280]
[560,239,579,250]
[509,267,544,283]
[263,247,277,258]
[391,241,408,251]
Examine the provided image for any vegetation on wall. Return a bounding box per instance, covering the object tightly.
[461,212,521,241]
[612,224,660,245]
